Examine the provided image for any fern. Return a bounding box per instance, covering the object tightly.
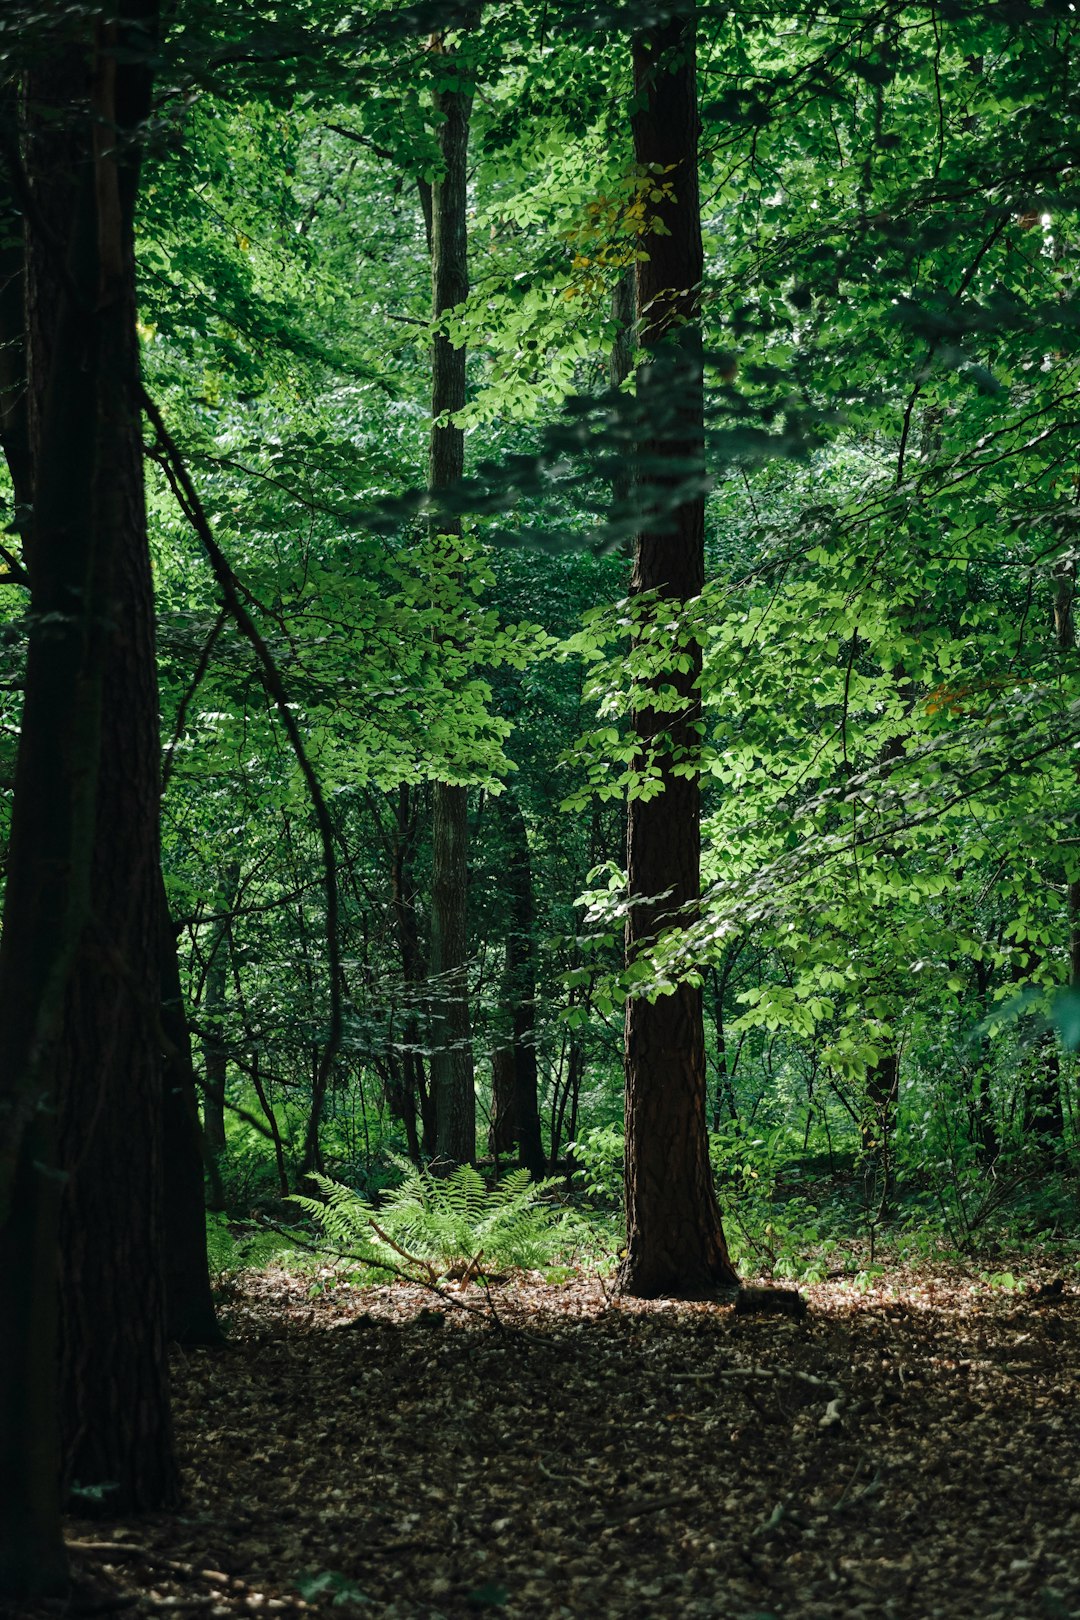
[291,1157,596,1278]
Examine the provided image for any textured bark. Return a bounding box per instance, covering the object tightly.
[428,30,476,1166]
[53,5,178,1503]
[0,4,177,1587]
[618,3,737,1299]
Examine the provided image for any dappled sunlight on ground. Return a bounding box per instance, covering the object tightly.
[32,1263,1080,1620]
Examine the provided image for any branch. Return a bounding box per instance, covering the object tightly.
[161,605,228,792]
[141,389,343,1129]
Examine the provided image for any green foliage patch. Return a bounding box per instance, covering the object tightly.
[290,1158,610,1280]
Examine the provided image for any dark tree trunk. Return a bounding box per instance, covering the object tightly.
[618,3,737,1299]
[390,784,424,1163]
[0,3,176,1588]
[501,793,545,1178]
[431,782,476,1164]
[608,266,636,522]
[490,1045,517,1158]
[161,891,222,1346]
[201,863,238,1182]
[860,1051,899,1195]
[50,6,177,1508]
[0,85,31,542]
[428,31,476,1166]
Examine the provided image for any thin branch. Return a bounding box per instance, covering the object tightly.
[141,389,343,1143]
[161,605,228,792]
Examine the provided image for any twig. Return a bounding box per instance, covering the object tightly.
[829,1455,884,1514]
[260,1221,534,1336]
[65,1541,246,1592]
[589,1492,700,1529]
[673,1365,839,1394]
[367,1219,439,1285]
[161,605,229,792]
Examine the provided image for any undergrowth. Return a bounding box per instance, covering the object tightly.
[289,1157,613,1281]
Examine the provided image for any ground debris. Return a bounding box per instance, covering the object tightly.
[14,1263,1080,1620]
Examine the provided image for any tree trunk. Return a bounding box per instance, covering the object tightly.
[431,782,476,1163]
[50,5,177,1507]
[490,1045,516,1159]
[618,3,737,1299]
[161,891,222,1346]
[428,28,476,1166]
[0,4,175,1588]
[502,793,545,1177]
[390,784,424,1163]
[201,862,238,1180]
[609,266,636,523]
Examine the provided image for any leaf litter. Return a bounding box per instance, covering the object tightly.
[20,1262,1080,1620]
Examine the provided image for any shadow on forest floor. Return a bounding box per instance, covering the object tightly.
[21,1263,1080,1620]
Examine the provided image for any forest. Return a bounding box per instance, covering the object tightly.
[1,0,1079,1616]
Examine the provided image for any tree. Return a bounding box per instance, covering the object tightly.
[617,2,738,1297]
[489,791,545,1177]
[0,8,178,1593]
[428,22,478,1166]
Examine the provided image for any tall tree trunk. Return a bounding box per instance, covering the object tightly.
[618,3,737,1298]
[49,6,177,1509]
[428,27,476,1166]
[0,2,175,1589]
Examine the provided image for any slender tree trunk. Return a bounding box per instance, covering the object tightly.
[503,794,544,1177]
[490,1045,516,1159]
[618,3,737,1298]
[161,888,222,1346]
[390,784,424,1163]
[201,862,238,1176]
[489,794,544,1175]
[609,266,636,524]
[431,783,475,1162]
[428,28,476,1166]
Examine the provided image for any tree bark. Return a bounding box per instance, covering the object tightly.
[618,3,737,1299]
[49,6,178,1509]
[0,2,176,1588]
[428,27,476,1166]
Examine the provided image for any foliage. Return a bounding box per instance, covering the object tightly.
[568,1122,625,1208]
[290,1159,604,1277]
[205,1211,303,1276]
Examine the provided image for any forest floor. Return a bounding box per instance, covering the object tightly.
[30,1259,1080,1620]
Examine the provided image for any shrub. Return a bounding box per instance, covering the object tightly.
[291,1157,606,1279]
